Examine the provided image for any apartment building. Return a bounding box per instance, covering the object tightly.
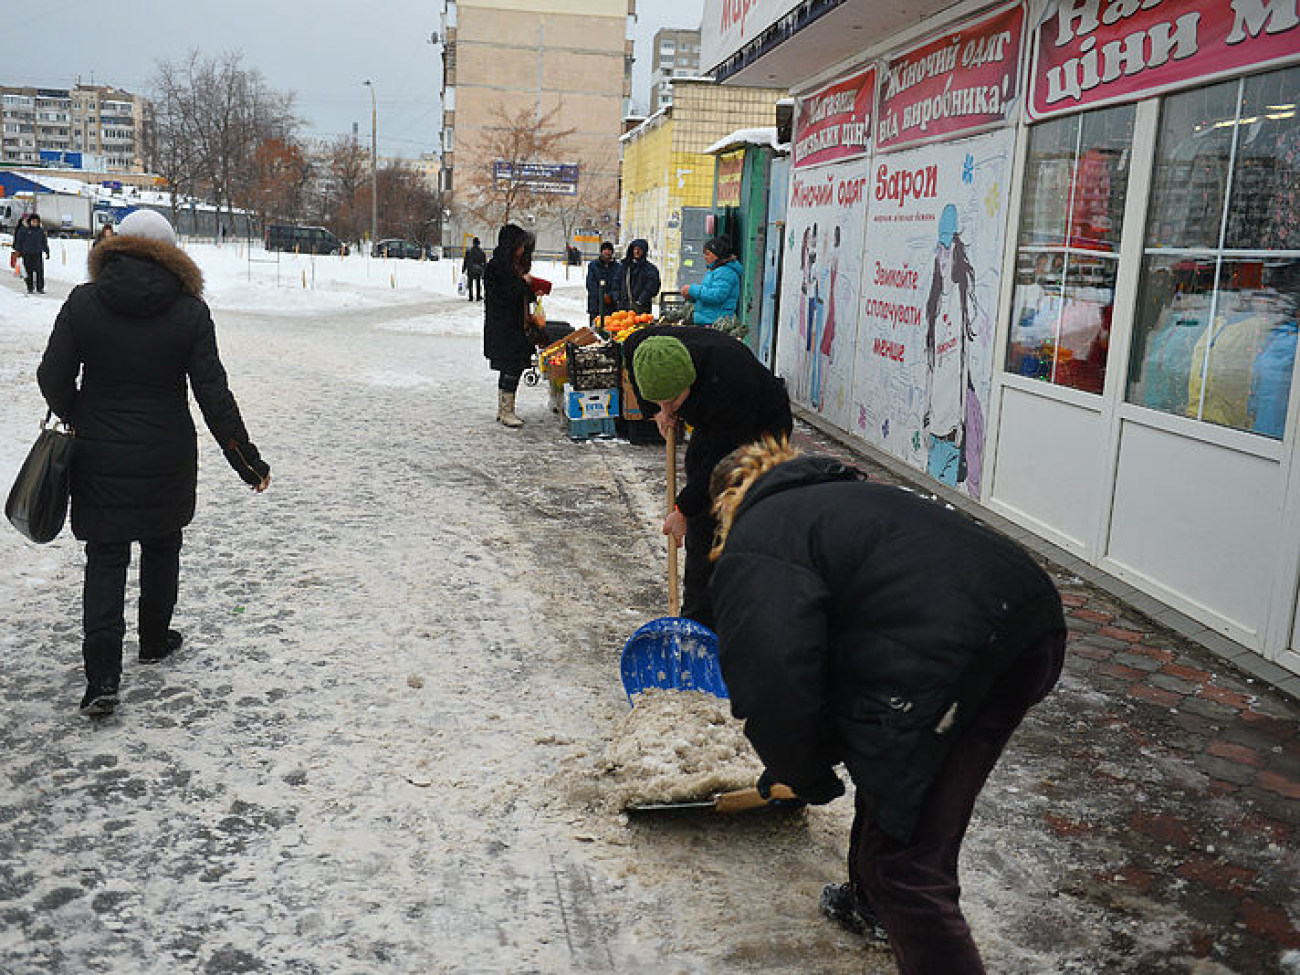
[649,27,701,112]
[439,0,634,252]
[0,84,147,173]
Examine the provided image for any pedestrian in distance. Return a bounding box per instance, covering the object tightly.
[462,236,487,301]
[681,235,743,327]
[93,223,115,248]
[622,326,791,630]
[36,209,271,717]
[483,223,539,429]
[619,238,661,315]
[586,241,621,326]
[15,213,51,294]
[707,437,1066,975]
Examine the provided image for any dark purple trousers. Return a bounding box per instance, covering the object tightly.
[849,629,1066,974]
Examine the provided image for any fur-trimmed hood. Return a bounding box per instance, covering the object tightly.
[88,234,204,317]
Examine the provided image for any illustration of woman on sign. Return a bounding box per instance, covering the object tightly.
[811,224,840,410]
[922,204,984,496]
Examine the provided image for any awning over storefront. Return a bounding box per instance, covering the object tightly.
[703,0,969,87]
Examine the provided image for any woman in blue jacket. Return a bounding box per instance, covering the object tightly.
[682,235,743,326]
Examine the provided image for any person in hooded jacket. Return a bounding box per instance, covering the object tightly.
[618,238,660,315]
[681,235,743,326]
[707,437,1066,975]
[482,222,538,428]
[462,236,487,301]
[36,209,271,717]
[586,241,620,325]
[622,326,790,630]
[16,213,51,294]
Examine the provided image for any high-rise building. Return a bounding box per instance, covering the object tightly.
[649,28,701,113]
[438,0,634,253]
[0,84,148,173]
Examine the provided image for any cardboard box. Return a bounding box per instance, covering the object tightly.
[540,327,600,385]
[620,366,644,420]
[565,385,620,420]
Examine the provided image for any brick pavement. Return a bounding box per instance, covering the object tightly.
[791,420,1300,971]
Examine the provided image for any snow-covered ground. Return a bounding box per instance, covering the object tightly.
[2,240,1288,973]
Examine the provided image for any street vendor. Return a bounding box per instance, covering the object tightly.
[707,437,1066,975]
[623,326,791,630]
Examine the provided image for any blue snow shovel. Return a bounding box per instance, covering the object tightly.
[620,423,729,704]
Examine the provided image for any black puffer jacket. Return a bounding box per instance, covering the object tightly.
[37,235,255,542]
[710,456,1064,843]
[623,325,791,518]
[482,225,533,369]
[618,239,660,313]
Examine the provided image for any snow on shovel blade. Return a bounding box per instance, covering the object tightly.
[627,784,799,813]
[620,617,727,704]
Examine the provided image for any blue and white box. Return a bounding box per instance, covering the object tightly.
[565,385,620,420]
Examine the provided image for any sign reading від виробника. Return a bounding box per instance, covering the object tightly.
[1030,0,1300,120]
[877,2,1026,150]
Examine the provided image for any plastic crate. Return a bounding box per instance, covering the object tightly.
[616,418,663,444]
[567,342,622,391]
[567,416,618,441]
[565,386,620,420]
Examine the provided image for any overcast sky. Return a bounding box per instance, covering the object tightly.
[4,0,705,160]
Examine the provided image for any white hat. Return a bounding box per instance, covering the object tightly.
[116,209,176,245]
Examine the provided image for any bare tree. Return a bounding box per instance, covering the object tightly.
[546,147,620,253]
[149,50,298,240]
[456,102,575,229]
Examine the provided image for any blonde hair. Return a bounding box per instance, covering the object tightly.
[709,436,801,562]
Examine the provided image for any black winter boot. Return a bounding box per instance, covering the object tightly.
[819,883,891,944]
[140,629,183,663]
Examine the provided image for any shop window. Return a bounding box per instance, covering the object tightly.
[1127,67,1300,440]
[1006,104,1134,393]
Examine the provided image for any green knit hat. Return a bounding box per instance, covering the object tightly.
[634,337,696,401]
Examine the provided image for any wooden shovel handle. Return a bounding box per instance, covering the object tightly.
[713,783,798,814]
[667,423,680,617]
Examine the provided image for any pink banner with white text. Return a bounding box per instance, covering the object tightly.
[1030,0,1300,120]
[793,67,877,170]
[877,2,1025,150]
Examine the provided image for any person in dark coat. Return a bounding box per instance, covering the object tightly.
[708,438,1066,975]
[482,223,538,428]
[462,236,487,301]
[16,213,51,294]
[585,241,620,325]
[618,238,660,314]
[623,326,791,629]
[36,209,271,717]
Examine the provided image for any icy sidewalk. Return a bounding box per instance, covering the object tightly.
[0,263,1296,973]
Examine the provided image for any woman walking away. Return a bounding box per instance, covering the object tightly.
[483,223,538,428]
[708,438,1065,974]
[37,209,271,717]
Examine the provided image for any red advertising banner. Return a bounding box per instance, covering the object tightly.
[877,2,1026,150]
[1030,0,1300,120]
[793,66,877,170]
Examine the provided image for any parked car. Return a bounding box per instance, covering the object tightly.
[266,224,348,255]
[372,238,424,259]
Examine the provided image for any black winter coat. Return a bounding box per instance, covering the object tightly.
[623,325,790,518]
[618,239,660,313]
[37,235,254,542]
[462,244,486,277]
[482,229,534,370]
[15,223,49,258]
[586,256,621,318]
[710,456,1065,843]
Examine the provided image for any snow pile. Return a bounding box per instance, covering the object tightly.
[598,689,763,809]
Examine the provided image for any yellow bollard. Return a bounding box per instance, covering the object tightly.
[390,272,396,289]
[302,269,307,289]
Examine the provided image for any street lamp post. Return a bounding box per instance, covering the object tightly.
[363,80,377,250]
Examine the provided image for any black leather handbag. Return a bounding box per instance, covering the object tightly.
[5,411,74,544]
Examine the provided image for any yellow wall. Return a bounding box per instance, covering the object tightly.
[618,80,785,290]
